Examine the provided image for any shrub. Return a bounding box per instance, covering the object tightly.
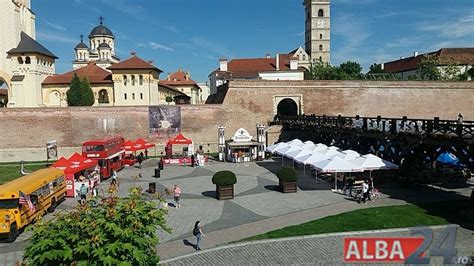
[277,167,299,182]
[212,171,237,186]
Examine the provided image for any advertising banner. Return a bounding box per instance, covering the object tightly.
[149,106,181,138]
[46,140,58,160]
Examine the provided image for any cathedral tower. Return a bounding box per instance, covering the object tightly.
[304,0,330,63]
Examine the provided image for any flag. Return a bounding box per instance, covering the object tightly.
[19,191,35,214]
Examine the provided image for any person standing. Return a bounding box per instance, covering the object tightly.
[144,149,148,159]
[193,221,204,250]
[137,153,144,169]
[191,154,195,167]
[368,177,374,202]
[345,177,354,197]
[360,180,369,204]
[79,183,88,204]
[173,184,182,208]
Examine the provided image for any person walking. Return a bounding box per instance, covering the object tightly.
[360,180,369,204]
[144,149,148,159]
[137,153,143,169]
[345,177,354,197]
[193,221,204,250]
[173,184,182,208]
[79,183,88,204]
[368,177,374,202]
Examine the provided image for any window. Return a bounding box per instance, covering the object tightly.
[18,57,23,64]
[318,9,324,17]
[25,56,31,64]
[320,34,323,40]
[139,75,143,85]
[302,55,306,60]
[131,75,135,86]
[140,93,143,100]
[132,93,135,100]
[98,89,109,103]
[319,56,322,61]
[123,75,128,86]
[319,45,323,51]
[124,93,127,100]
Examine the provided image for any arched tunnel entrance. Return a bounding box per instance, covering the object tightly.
[277,98,298,116]
[0,78,8,107]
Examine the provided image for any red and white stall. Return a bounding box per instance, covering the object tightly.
[123,138,156,166]
[51,153,99,197]
[164,133,208,164]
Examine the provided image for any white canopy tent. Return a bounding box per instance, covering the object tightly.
[318,146,343,157]
[286,139,303,147]
[310,157,364,190]
[294,151,329,178]
[287,145,317,160]
[328,149,360,161]
[266,142,288,153]
[349,154,399,179]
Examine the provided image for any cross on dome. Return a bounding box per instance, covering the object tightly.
[80,34,84,43]
[98,15,105,25]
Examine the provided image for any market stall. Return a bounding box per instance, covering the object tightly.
[164,133,194,164]
[123,140,138,166]
[52,153,99,197]
[225,128,263,163]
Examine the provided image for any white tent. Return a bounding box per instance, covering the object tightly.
[286,139,303,147]
[329,149,360,161]
[304,140,314,145]
[318,146,343,157]
[310,157,364,190]
[295,151,329,177]
[314,143,328,150]
[349,154,399,170]
[266,142,288,153]
[287,145,317,160]
[281,145,305,157]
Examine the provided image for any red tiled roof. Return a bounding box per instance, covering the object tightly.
[161,70,198,86]
[158,83,186,96]
[108,55,163,72]
[42,62,112,85]
[384,48,474,73]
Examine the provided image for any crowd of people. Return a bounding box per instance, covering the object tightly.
[338,176,377,204]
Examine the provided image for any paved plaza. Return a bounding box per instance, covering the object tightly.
[0,158,472,265]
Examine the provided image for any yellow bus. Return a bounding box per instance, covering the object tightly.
[0,168,66,242]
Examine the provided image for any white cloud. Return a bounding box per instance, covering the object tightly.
[36,30,76,44]
[418,11,474,38]
[191,37,234,59]
[45,21,66,31]
[386,37,422,48]
[148,42,174,52]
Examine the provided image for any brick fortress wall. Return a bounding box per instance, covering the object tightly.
[0,80,472,162]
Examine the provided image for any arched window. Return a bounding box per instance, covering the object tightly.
[132,93,135,100]
[131,75,135,86]
[320,34,323,40]
[18,57,23,64]
[318,9,324,17]
[302,55,306,60]
[25,56,31,64]
[98,89,109,103]
[123,75,128,86]
[139,75,143,85]
[124,93,127,100]
[319,45,323,51]
[140,93,143,100]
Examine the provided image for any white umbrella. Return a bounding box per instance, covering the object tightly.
[349,154,399,179]
[314,143,328,150]
[304,140,315,145]
[296,152,329,177]
[319,146,342,157]
[311,157,363,190]
[288,145,317,160]
[286,139,303,146]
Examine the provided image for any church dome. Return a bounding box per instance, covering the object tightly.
[75,42,88,49]
[89,24,114,38]
[98,42,111,49]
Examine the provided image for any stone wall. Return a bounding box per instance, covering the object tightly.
[0,80,472,162]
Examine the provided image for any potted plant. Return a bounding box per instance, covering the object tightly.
[277,167,298,193]
[212,171,237,200]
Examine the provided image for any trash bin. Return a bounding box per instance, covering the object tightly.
[159,162,164,170]
[149,182,156,193]
[154,168,160,178]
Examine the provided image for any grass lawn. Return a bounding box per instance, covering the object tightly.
[242,200,472,242]
[0,164,48,185]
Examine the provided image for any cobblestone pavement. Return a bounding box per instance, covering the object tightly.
[1,158,472,265]
[161,225,474,265]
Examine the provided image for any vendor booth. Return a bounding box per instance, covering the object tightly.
[226,128,263,163]
[51,153,99,197]
[123,138,156,166]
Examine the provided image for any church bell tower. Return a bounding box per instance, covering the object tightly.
[304,0,330,63]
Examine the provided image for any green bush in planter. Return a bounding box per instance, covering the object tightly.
[212,171,237,186]
[277,167,299,182]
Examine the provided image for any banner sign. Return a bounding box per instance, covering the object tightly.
[149,106,181,138]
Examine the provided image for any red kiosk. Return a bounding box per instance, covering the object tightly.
[123,138,156,166]
[164,133,208,164]
[51,153,99,197]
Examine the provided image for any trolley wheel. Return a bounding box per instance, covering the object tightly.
[6,223,18,243]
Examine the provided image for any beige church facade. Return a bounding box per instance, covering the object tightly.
[0,0,56,108]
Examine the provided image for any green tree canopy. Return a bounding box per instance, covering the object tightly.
[23,183,171,265]
[368,63,385,74]
[417,54,441,80]
[307,60,340,80]
[66,74,95,106]
[165,95,174,104]
[339,61,362,79]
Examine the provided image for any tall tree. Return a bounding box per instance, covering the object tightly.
[441,60,461,81]
[66,73,82,106]
[307,60,339,80]
[339,61,362,79]
[80,77,95,106]
[417,54,441,80]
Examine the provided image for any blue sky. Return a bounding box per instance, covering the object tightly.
[34,0,473,82]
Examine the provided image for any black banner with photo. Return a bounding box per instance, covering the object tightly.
[149,106,181,138]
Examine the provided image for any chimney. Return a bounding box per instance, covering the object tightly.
[185,71,190,80]
[413,51,419,57]
[266,53,271,58]
[219,59,228,72]
[275,53,280,71]
[131,51,136,57]
[381,63,384,70]
[290,56,298,70]
[167,73,171,81]
[400,56,405,60]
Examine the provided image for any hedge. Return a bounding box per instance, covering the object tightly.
[277,167,299,182]
[212,171,237,186]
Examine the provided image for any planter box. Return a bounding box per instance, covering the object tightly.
[279,180,297,193]
[216,185,234,200]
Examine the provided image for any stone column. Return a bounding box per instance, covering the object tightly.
[218,126,226,161]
